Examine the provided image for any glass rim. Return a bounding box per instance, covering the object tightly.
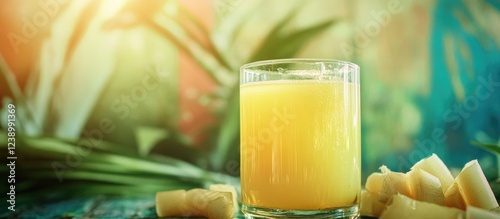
[240,58,360,71]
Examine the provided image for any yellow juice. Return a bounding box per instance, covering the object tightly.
[240,80,361,210]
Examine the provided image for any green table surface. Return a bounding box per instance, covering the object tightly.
[1,196,243,218]
[2,196,158,218]
[2,197,374,218]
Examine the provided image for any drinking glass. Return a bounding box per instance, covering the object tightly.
[240,59,361,218]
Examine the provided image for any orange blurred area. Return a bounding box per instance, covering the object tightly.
[0,0,219,146]
[0,0,52,89]
[177,0,216,145]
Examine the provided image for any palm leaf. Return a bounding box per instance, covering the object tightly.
[18,138,204,179]
[177,6,232,70]
[0,132,240,205]
[48,1,134,140]
[16,1,115,138]
[250,18,337,62]
[153,16,234,86]
[210,15,338,171]
[211,87,240,171]
[30,171,182,187]
[0,0,337,204]
[472,142,500,155]
[0,54,37,133]
[135,126,170,157]
[0,54,25,106]
[59,0,102,65]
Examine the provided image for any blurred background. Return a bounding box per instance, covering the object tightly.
[0,0,499,206]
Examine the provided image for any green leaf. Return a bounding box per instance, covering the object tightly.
[0,55,36,133]
[472,141,500,155]
[211,87,240,171]
[22,1,101,137]
[208,7,338,172]
[90,20,180,147]
[60,0,102,65]
[18,136,204,179]
[18,135,133,157]
[249,18,336,62]
[31,170,178,187]
[247,7,298,62]
[144,9,236,91]
[135,126,169,157]
[177,6,232,70]
[48,2,128,140]
[0,54,24,105]
[4,135,241,198]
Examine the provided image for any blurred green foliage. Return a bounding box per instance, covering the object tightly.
[2,0,499,207]
[0,0,337,204]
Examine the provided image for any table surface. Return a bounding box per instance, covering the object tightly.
[2,196,158,218]
[2,197,376,218]
[1,196,244,219]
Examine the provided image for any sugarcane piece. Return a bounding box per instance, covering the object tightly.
[466,205,500,219]
[156,188,235,219]
[186,189,234,219]
[209,184,239,216]
[411,153,454,193]
[444,182,466,210]
[156,190,187,217]
[456,160,498,210]
[365,172,384,194]
[360,189,373,216]
[380,193,465,219]
[360,189,385,217]
[378,165,413,204]
[407,168,445,205]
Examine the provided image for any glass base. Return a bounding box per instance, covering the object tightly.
[242,204,359,219]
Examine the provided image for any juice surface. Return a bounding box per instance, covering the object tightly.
[240,80,361,210]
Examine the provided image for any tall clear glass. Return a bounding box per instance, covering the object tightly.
[240,59,361,218]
